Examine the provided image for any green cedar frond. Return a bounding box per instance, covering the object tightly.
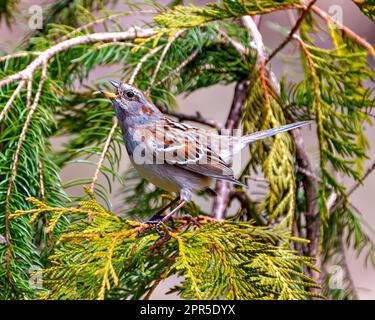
[1,0,373,300]
[12,189,321,300]
[295,19,374,220]
[242,68,296,228]
[154,1,301,29]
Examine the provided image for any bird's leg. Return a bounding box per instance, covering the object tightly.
[155,200,188,236]
[155,189,191,236]
[145,196,180,223]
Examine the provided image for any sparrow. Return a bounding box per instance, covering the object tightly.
[102,80,309,230]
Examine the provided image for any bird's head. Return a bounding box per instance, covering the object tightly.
[102,80,162,123]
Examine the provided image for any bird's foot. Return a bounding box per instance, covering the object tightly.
[144,217,172,237]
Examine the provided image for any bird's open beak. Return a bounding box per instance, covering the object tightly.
[108,80,119,88]
[101,91,117,99]
[101,80,120,99]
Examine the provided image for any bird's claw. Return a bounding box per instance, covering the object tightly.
[144,218,172,237]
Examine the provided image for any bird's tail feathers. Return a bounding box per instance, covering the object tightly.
[241,121,311,145]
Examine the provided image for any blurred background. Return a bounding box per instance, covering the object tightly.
[1,0,374,299]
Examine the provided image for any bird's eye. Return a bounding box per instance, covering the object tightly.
[126,91,135,98]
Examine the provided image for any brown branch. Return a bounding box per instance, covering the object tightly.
[312,5,375,58]
[290,128,321,291]
[212,80,248,220]
[0,27,157,88]
[266,0,317,63]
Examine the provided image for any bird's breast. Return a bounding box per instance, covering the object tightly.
[129,158,212,194]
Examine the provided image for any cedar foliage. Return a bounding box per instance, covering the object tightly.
[0,0,374,300]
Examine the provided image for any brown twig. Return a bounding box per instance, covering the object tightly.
[212,80,248,220]
[160,107,222,131]
[266,0,317,63]
[143,277,164,300]
[290,128,320,290]
[330,160,375,213]
[312,5,375,58]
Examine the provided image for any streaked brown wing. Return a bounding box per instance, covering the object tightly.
[140,118,244,185]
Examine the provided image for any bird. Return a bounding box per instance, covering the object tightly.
[102,80,309,232]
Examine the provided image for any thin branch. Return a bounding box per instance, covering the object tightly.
[143,277,164,300]
[330,160,375,213]
[217,29,248,56]
[241,16,266,61]
[59,11,157,42]
[161,107,222,131]
[230,190,266,225]
[338,230,359,299]
[296,165,321,183]
[90,117,119,192]
[290,128,321,291]
[155,48,200,87]
[26,78,32,108]
[38,159,45,199]
[0,80,25,123]
[312,5,375,58]
[0,27,157,88]
[266,0,317,63]
[243,175,269,184]
[38,158,54,250]
[0,51,41,63]
[129,45,163,85]
[241,16,272,107]
[146,30,185,95]
[4,61,47,289]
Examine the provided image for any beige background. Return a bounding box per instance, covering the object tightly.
[1,0,374,299]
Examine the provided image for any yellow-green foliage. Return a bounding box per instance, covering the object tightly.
[11,188,321,300]
[242,68,296,228]
[154,0,301,28]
